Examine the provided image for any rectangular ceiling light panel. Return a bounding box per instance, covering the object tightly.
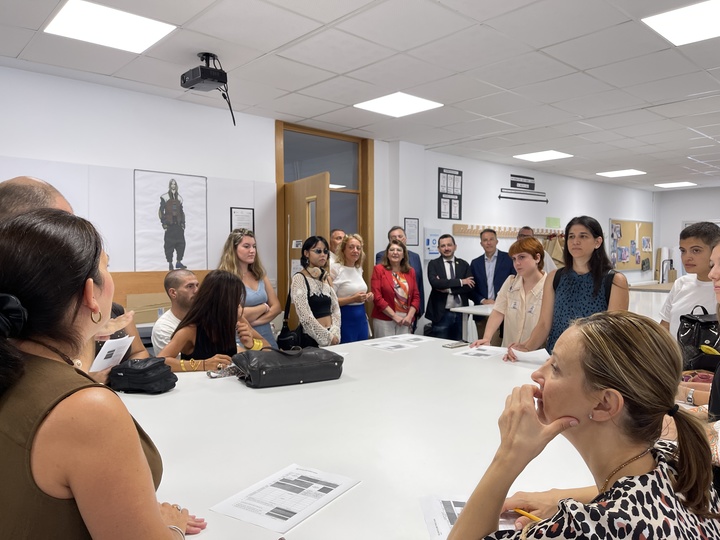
[642,0,720,46]
[45,0,176,54]
[354,92,442,118]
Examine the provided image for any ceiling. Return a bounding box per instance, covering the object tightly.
[3,0,720,191]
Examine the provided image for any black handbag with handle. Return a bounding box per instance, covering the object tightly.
[108,357,178,394]
[231,347,343,388]
[677,305,720,371]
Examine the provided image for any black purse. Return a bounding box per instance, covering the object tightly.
[231,347,343,388]
[677,305,720,371]
[276,273,319,350]
[108,357,178,394]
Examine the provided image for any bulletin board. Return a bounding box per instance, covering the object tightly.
[609,219,653,271]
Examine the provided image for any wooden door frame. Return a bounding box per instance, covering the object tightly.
[275,122,374,299]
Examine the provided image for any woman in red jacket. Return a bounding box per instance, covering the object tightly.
[371,239,420,338]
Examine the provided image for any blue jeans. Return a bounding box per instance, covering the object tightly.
[430,310,463,341]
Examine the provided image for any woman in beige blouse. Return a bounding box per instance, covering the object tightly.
[470,237,546,350]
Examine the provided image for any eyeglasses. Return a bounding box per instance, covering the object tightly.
[311,248,329,255]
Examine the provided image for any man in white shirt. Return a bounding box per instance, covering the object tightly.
[660,222,720,336]
[152,269,199,355]
[329,228,346,264]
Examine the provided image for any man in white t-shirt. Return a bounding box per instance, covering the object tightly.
[151,269,199,355]
[660,222,720,336]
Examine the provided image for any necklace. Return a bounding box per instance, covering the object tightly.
[27,338,83,369]
[600,447,652,493]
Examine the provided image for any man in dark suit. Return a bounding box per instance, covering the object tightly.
[426,234,475,340]
[470,228,516,345]
[376,225,425,321]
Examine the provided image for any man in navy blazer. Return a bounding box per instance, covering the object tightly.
[426,234,475,340]
[470,228,516,345]
[375,225,425,320]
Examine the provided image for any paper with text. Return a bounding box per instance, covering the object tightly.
[91,335,134,371]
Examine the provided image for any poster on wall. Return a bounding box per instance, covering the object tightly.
[438,167,462,220]
[231,207,255,232]
[134,170,208,271]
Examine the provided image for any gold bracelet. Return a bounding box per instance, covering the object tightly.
[189,359,199,371]
[180,359,186,372]
[251,338,263,351]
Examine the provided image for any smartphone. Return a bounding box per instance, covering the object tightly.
[442,341,467,349]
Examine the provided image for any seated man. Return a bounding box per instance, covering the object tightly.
[152,269,199,355]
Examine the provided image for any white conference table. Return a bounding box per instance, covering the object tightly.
[121,339,592,540]
[450,304,494,341]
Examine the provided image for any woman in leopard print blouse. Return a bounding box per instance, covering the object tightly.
[449,311,720,540]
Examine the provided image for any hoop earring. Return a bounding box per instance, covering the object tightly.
[91,311,103,324]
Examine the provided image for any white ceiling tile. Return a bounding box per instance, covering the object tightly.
[459,91,537,116]
[240,106,305,123]
[223,73,288,106]
[607,0,702,19]
[409,74,501,104]
[337,0,474,51]
[398,127,463,146]
[411,106,484,127]
[409,24,531,72]
[553,89,646,116]
[466,52,575,89]
[312,106,387,128]
[231,56,335,92]
[18,34,135,75]
[268,92,345,117]
[186,0,322,52]
[295,118,351,132]
[674,111,720,128]
[552,121,602,135]
[0,24,35,57]
[96,0,217,25]
[486,0,629,49]
[436,0,538,23]
[442,117,517,136]
[113,56,190,91]
[584,109,665,129]
[265,0,375,23]
[587,49,700,88]
[624,72,720,104]
[649,95,720,118]
[278,29,395,73]
[542,22,668,71]
[298,76,389,105]
[347,54,455,90]
[0,0,60,30]
[494,105,581,127]
[514,72,612,104]
[613,120,687,138]
[677,37,720,70]
[146,29,263,71]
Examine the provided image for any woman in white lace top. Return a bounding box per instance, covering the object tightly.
[291,236,341,347]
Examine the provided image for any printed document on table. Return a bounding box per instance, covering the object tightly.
[385,334,434,344]
[420,496,514,539]
[362,340,418,351]
[91,335,134,371]
[454,345,506,359]
[211,464,359,534]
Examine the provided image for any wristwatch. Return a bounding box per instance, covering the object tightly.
[686,388,695,405]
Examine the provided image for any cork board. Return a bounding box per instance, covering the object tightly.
[609,219,652,271]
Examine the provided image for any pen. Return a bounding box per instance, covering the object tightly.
[513,508,541,522]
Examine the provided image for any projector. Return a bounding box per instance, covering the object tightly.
[180,65,227,91]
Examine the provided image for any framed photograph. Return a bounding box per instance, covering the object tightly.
[231,207,255,232]
[404,217,419,246]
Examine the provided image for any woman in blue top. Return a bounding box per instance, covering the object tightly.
[507,216,628,357]
[218,228,281,348]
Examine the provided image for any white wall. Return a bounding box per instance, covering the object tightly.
[0,66,277,277]
[653,187,720,274]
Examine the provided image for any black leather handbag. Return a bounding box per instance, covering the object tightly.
[108,357,178,394]
[231,347,343,388]
[677,305,720,371]
[276,274,318,350]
